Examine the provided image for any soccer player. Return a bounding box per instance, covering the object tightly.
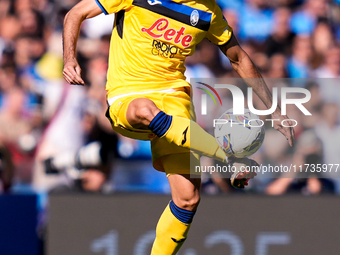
[63,0,295,254]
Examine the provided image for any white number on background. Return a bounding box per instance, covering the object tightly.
[91,230,118,255]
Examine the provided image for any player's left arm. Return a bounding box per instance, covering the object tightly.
[219,35,295,147]
[63,0,103,85]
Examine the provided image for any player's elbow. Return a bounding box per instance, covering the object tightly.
[230,59,244,74]
[64,0,102,22]
[64,10,76,26]
[64,11,80,24]
[64,6,86,25]
[230,50,253,73]
[229,49,247,65]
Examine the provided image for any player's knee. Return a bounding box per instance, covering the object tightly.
[176,194,200,211]
[135,106,155,123]
[127,98,160,128]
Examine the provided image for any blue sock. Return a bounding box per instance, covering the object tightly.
[148,111,173,137]
[169,200,196,224]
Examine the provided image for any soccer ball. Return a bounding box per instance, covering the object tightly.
[214,108,265,158]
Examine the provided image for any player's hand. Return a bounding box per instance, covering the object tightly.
[271,112,295,147]
[63,58,85,85]
[228,156,258,189]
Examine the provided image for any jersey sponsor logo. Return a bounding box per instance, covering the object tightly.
[141,18,193,48]
[190,10,199,26]
[151,39,183,58]
[147,0,162,5]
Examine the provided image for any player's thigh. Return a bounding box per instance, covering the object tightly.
[161,89,196,121]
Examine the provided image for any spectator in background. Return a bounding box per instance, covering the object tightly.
[18,9,45,37]
[259,129,291,175]
[240,128,291,193]
[187,39,226,77]
[314,46,340,104]
[0,87,36,186]
[314,45,340,78]
[300,81,323,129]
[0,0,11,20]
[265,8,295,57]
[269,0,302,9]
[217,0,243,12]
[265,130,334,195]
[13,0,32,14]
[312,22,335,68]
[266,54,289,78]
[0,15,21,60]
[112,135,170,193]
[290,0,329,35]
[0,64,18,94]
[315,103,340,193]
[287,35,313,78]
[238,0,274,42]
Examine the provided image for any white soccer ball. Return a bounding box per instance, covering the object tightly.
[214,108,265,158]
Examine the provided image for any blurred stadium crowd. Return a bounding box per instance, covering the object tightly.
[0,0,340,198]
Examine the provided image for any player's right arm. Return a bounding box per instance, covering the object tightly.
[63,0,102,85]
[206,3,294,147]
[220,35,295,147]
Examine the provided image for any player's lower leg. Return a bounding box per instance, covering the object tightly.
[126,98,227,163]
[151,174,200,255]
[148,111,257,188]
[149,112,227,162]
[150,201,194,255]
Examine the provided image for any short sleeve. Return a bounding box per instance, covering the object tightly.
[95,0,133,15]
[206,3,233,45]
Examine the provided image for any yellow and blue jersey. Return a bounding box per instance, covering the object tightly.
[95,0,233,99]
